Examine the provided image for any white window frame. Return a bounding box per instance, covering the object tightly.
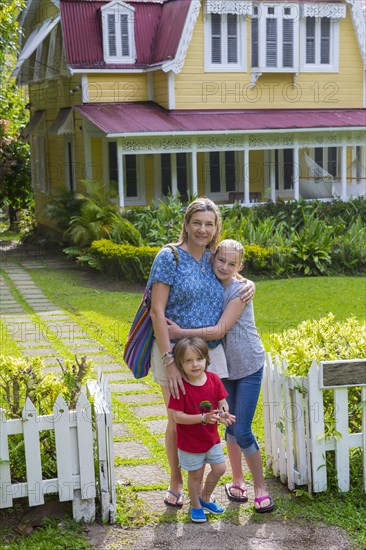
[101,0,136,65]
[204,151,242,201]
[300,17,340,72]
[123,154,145,206]
[251,3,299,72]
[204,12,246,72]
[264,149,294,198]
[158,153,191,199]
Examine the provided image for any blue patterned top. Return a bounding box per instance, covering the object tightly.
[147,247,224,348]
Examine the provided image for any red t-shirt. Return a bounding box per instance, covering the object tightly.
[168,372,228,453]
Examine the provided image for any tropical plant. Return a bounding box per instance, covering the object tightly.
[290,214,333,275]
[65,181,121,246]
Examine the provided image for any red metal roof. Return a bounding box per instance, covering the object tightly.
[74,102,366,135]
[60,0,191,69]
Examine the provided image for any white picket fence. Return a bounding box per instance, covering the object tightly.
[263,354,366,493]
[0,375,115,522]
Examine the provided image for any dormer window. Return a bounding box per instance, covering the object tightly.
[101,1,135,64]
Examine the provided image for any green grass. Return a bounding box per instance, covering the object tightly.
[0,518,92,550]
[2,266,366,548]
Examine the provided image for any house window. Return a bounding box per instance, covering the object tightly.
[205,13,246,71]
[108,143,145,204]
[125,155,137,197]
[300,17,339,72]
[251,4,298,71]
[275,149,294,192]
[206,151,238,199]
[160,154,189,198]
[101,1,136,64]
[314,147,338,177]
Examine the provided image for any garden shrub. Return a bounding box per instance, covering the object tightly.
[0,355,92,481]
[269,314,366,435]
[90,239,160,282]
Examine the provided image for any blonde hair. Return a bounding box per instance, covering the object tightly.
[173,337,210,373]
[176,197,221,251]
[215,239,244,278]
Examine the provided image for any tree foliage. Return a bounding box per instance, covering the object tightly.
[0,0,31,217]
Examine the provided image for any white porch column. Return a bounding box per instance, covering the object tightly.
[243,147,250,204]
[293,143,300,201]
[269,149,276,202]
[191,144,198,196]
[117,140,125,209]
[171,153,178,196]
[341,143,347,201]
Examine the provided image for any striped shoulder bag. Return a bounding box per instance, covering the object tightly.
[123,245,179,379]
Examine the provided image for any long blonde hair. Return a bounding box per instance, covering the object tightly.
[215,239,245,278]
[176,197,221,251]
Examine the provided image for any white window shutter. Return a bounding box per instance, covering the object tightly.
[108,13,116,57]
[320,19,330,64]
[282,19,293,67]
[211,14,222,64]
[120,14,129,57]
[266,19,277,67]
[227,14,238,64]
[306,17,315,63]
[251,18,259,67]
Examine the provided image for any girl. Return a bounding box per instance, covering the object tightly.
[168,336,235,523]
[147,199,255,508]
[167,239,274,513]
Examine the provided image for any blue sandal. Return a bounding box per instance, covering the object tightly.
[191,508,207,523]
[199,497,224,515]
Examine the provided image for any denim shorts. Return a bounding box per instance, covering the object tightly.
[151,341,228,386]
[178,443,225,471]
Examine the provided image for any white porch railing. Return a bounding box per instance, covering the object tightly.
[0,375,116,522]
[262,354,366,494]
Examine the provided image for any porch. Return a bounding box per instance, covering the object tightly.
[74,104,366,207]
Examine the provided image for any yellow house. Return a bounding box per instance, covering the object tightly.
[16,0,366,225]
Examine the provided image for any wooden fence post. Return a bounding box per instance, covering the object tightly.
[0,409,12,508]
[53,395,74,502]
[307,361,327,493]
[22,398,44,506]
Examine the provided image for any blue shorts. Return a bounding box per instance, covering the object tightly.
[178,443,225,471]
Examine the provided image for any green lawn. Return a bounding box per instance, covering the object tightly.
[1,266,366,549]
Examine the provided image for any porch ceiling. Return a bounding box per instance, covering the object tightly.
[74,102,366,137]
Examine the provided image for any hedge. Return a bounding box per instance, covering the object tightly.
[89,239,280,282]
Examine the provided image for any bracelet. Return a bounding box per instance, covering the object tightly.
[161,351,174,361]
[201,413,207,425]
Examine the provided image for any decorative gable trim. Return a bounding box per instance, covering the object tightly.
[206,1,253,15]
[345,0,366,67]
[162,0,201,74]
[302,3,346,19]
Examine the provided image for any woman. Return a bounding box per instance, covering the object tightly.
[147,198,255,507]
